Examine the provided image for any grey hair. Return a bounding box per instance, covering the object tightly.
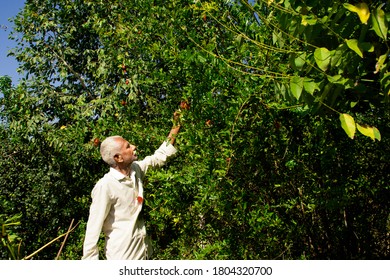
[100,136,124,166]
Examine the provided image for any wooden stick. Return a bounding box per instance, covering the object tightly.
[55,219,74,260]
[23,221,79,260]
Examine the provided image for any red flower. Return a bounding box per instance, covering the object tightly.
[137,196,144,204]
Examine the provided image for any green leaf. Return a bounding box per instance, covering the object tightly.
[330,48,345,68]
[346,39,363,58]
[289,52,306,70]
[343,3,370,24]
[327,74,342,83]
[374,53,387,74]
[290,76,304,100]
[314,47,331,71]
[373,127,382,141]
[339,113,356,139]
[197,54,207,63]
[356,124,381,141]
[327,74,353,88]
[356,123,381,141]
[301,15,317,26]
[372,6,388,40]
[359,42,375,52]
[303,78,319,95]
[350,101,358,108]
[380,72,390,96]
[356,123,376,140]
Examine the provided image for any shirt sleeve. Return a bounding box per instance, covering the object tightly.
[82,182,112,260]
[135,141,177,178]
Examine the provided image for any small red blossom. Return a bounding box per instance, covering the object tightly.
[180,100,190,110]
[93,138,100,147]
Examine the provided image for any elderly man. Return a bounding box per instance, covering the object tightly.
[82,113,180,260]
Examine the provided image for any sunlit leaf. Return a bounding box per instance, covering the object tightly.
[340,113,356,139]
[327,74,353,88]
[356,123,376,140]
[374,53,387,74]
[373,127,382,141]
[290,76,304,100]
[372,6,388,40]
[346,39,363,58]
[303,78,319,95]
[314,47,331,72]
[344,3,370,24]
[290,52,306,70]
[358,124,381,141]
[267,0,274,6]
[301,15,317,26]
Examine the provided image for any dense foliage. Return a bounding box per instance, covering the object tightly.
[1,0,389,259]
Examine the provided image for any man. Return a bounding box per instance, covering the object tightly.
[82,113,180,260]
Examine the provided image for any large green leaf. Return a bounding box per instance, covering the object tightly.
[346,39,363,58]
[289,52,306,71]
[343,3,370,24]
[314,48,331,72]
[327,74,353,88]
[356,123,375,140]
[372,6,388,40]
[303,78,320,95]
[357,123,381,141]
[290,76,304,100]
[340,113,356,139]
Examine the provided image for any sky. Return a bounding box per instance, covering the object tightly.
[0,0,26,85]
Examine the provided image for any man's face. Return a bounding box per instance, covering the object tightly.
[115,137,137,166]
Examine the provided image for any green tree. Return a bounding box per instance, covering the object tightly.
[199,0,389,140]
[1,0,388,259]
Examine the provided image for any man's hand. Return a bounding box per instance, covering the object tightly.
[168,106,186,145]
[173,100,189,127]
[173,110,181,128]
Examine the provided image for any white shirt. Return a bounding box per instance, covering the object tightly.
[82,141,177,260]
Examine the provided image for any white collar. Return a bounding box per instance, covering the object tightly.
[109,167,132,181]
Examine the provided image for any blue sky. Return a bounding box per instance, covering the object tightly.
[0,0,26,85]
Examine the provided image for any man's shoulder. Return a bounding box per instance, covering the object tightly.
[91,172,114,196]
[94,171,114,187]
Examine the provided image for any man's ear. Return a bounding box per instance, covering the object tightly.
[114,153,123,163]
